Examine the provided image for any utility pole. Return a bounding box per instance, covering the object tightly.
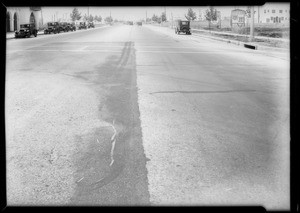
[250,6,254,42]
[257,6,260,23]
[40,7,43,25]
[171,12,173,28]
[146,10,147,23]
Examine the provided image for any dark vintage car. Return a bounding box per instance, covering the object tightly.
[78,22,87,30]
[87,22,95,28]
[60,22,70,32]
[15,24,38,38]
[44,22,60,34]
[67,22,76,31]
[175,20,191,35]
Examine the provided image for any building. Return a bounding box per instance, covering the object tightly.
[233,3,289,24]
[259,2,290,23]
[6,7,42,32]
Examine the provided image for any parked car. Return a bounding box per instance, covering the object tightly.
[78,22,87,30]
[175,20,191,35]
[87,22,95,28]
[67,22,76,31]
[60,22,70,32]
[15,23,38,38]
[44,22,60,34]
[136,21,142,26]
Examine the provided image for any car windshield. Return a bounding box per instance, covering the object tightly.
[181,21,188,25]
[48,23,54,26]
[20,24,30,28]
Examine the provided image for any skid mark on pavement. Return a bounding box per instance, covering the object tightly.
[149,89,257,95]
[69,42,150,205]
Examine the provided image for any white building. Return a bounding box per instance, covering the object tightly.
[259,2,290,23]
[233,3,289,24]
[6,7,42,32]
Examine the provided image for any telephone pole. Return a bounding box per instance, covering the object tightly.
[171,12,173,28]
[249,6,254,42]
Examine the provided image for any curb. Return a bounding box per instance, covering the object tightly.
[191,31,288,52]
[6,25,109,40]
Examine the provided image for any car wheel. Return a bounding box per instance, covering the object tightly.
[34,31,37,37]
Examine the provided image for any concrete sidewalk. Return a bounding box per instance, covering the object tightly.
[6,31,44,40]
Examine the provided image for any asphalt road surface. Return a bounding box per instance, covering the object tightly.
[6,24,290,209]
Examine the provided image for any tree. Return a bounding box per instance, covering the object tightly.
[185,8,197,21]
[161,12,167,22]
[152,14,159,22]
[82,14,88,21]
[88,14,94,22]
[70,7,82,21]
[205,6,217,21]
[94,15,102,22]
[104,16,113,23]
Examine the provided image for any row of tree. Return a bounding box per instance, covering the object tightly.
[70,8,113,23]
[150,7,219,23]
[70,7,220,24]
[150,12,167,23]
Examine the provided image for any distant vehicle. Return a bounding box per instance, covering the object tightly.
[175,20,191,35]
[44,22,60,34]
[15,23,38,38]
[87,22,95,28]
[136,21,142,26]
[78,22,87,30]
[67,22,76,31]
[127,21,133,25]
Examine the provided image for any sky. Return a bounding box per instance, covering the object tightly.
[41,6,240,22]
